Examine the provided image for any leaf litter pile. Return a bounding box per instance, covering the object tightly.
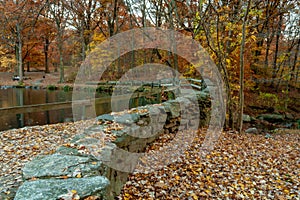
[119,130,300,199]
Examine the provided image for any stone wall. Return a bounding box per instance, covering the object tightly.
[14,91,211,200]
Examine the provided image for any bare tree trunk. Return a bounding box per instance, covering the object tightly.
[171,0,179,73]
[291,38,300,85]
[44,37,50,73]
[238,0,251,133]
[271,14,283,86]
[129,14,135,69]
[108,0,118,37]
[58,31,64,83]
[81,21,86,62]
[16,22,23,84]
[264,37,272,75]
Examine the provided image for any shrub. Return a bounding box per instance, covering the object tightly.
[62,85,72,92]
[47,85,58,90]
[257,92,279,108]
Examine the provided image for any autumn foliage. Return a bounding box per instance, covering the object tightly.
[0,0,299,128]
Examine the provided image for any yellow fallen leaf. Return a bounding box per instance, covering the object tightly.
[191,193,198,200]
[76,173,82,178]
[123,193,131,200]
[71,190,77,194]
[205,189,211,194]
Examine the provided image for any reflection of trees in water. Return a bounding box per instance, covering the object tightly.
[16,88,24,128]
[0,88,74,131]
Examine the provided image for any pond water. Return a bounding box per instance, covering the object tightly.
[0,88,109,131]
[0,86,163,131]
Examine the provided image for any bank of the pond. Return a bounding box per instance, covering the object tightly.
[0,72,74,88]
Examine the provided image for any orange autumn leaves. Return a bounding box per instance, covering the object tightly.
[119,130,300,199]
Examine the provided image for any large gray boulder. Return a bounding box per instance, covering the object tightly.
[23,154,102,180]
[14,176,109,200]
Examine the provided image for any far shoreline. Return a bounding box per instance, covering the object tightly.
[0,71,74,88]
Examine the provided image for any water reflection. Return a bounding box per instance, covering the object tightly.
[0,87,158,131]
[0,88,74,131]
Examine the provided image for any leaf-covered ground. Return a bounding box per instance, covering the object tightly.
[118,129,300,199]
[0,121,299,199]
[0,121,90,198]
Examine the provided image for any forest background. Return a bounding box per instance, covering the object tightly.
[0,0,299,132]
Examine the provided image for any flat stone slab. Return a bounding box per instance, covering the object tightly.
[14,176,109,200]
[23,154,102,179]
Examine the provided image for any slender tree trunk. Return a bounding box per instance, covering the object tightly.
[264,37,271,75]
[27,62,30,72]
[16,22,23,84]
[44,37,50,73]
[222,62,233,129]
[15,44,19,75]
[238,0,251,133]
[81,24,86,62]
[108,0,118,37]
[171,0,179,73]
[291,38,300,84]
[129,13,135,70]
[271,14,283,86]
[80,20,90,78]
[58,30,64,83]
[80,30,86,61]
[295,67,299,86]
[167,0,179,80]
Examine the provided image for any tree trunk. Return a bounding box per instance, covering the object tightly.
[264,36,272,75]
[108,0,118,37]
[58,31,64,83]
[271,14,283,86]
[27,62,30,72]
[238,0,251,133]
[291,38,300,85]
[16,22,23,84]
[81,20,86,62]
[45,37,50,73]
